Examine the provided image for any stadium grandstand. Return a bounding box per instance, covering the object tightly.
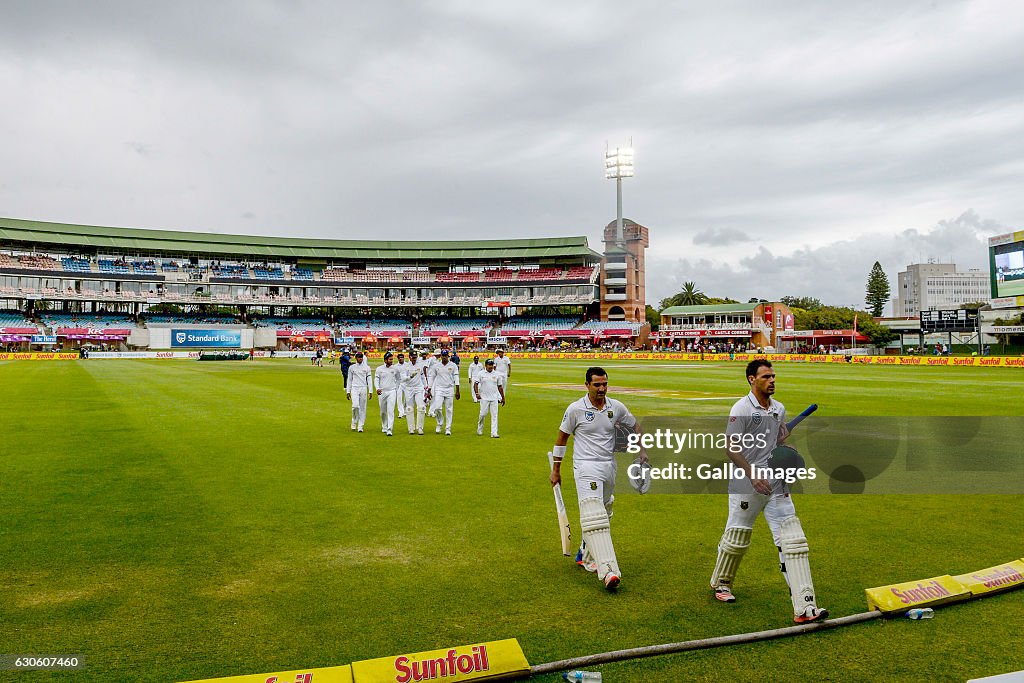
[0,216,651,351]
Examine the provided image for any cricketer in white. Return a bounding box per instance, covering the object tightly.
[375,352,402,436]
[491,349,511,396]
[401,350,428,435]
[474,359,505,437]
[467,356,484,403]
[550,367,646,591]
[709,358,828,624]
[346,351,373,433]
[426,350,460,435]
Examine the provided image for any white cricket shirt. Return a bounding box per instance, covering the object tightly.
[428,361,460,395]
[347,363,373,392]
[492,355,511,376]
[475,370,505,401]
[725,391,787,493]
[402,360,426,389]
[375,364,401,392]
[558,396,636,463]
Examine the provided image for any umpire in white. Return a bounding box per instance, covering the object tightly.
[550,367,645,591]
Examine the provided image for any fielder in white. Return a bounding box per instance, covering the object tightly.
[345,350,373,432]
[709,359,828,623]
[421,349,437,388]
[491,348,511,396]
[375,351,401,436]
[402,349,428,435]
[394,352,409,419]
[474,358,505,437]
[550,367,645,591]
[466,355,484,403]
[426,349,460,435]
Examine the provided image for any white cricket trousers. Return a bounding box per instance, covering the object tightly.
[431,392,455,431]
[406,389,426,433]
[350,388,368,430]
[396,385,408,417]
[573,458,619,577]
[477,400,499,436]
[724,492,797,546]
[378,390,397,432]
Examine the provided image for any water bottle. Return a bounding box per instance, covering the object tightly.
[563,671,602,682]
[906,607,934,619]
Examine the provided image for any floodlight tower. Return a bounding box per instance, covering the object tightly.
[599,141,648,325]
[604,142,634,247]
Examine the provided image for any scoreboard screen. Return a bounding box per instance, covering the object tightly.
[920,309,978,332]
[989,230,1024,298]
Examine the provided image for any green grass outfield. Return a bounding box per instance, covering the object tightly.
[1,358,1023,682]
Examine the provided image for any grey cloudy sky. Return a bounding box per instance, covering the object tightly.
[1,0,1022,309]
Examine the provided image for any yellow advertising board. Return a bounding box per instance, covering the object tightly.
[0,352,79,361]
[180,664,353,683]
[865,574,971,613]
[954,560,1024,597]
[350,639,529,683]
[236,350,1024,366]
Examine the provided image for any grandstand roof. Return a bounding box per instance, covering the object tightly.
[661,303,758,315]
[0,217,600,261]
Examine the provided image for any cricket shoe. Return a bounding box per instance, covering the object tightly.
[603,573,621,591]
[575,551,598,574]
[417,429,424,435]
[794,606,829,624]
[387,430,393,436]
[436,426,442,434]
[445,429,451,436]
[714,587,737,603]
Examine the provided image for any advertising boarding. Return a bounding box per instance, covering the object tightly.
[170,329,242,348]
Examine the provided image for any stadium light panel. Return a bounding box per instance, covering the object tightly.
[605,147,634,179]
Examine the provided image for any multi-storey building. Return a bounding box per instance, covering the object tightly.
[894,262,990,316]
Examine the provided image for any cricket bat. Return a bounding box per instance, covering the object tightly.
[786,403,818,431]
[548,451,572,556]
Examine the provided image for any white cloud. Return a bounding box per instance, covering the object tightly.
[648,210,1000,309]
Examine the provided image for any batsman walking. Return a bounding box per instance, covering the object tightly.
[550,367,645,591]
[709,359,828,623]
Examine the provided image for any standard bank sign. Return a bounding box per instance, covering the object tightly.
[171,329,241,348]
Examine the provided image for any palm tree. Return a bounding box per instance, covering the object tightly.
[678,281,707,306]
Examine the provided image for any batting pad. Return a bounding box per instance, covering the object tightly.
[780,515,817,616]
[710,526,752,588]
[579,496,619,580]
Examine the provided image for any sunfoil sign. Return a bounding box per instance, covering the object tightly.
[171,329,241,348]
